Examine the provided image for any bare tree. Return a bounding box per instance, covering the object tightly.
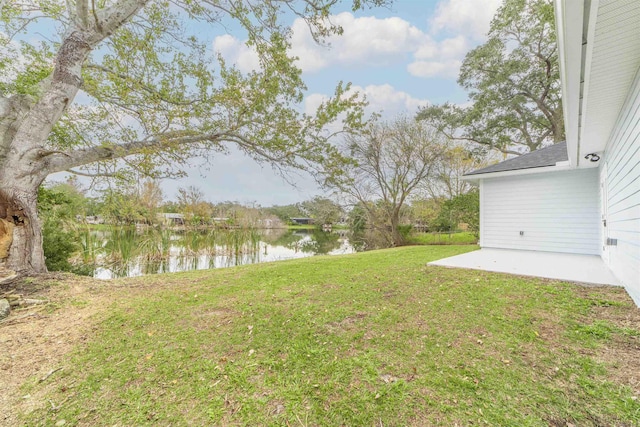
[176,186,211,224]
[327,117,444,246]
[137,179,163,223]
[424,143,490,200]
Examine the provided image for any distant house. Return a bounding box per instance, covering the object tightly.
[77,215,104,225]
[290,217,314,226]
[462,0,640,305]
[158,213,185,226]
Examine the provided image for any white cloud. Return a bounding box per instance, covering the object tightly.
[213,13,466,79]
[301,85,428,145]
[409,34,467,78]
[290,12,475,80]
[304,93,330,116]
[305,84,429,119]
[413,35,466,62]
[407,59,462,79]
[290,12,429,73]
[355,84,429,115]
[430,0,502,41]
[436,35,469,59]
[212,4,503,80]
[212,34,260,72]
[0,32,45,86]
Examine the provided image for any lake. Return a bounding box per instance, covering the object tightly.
[75,227,354,279]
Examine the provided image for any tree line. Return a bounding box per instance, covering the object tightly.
[40,176,476,232]
[38,173,479,272]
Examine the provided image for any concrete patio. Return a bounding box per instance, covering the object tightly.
[428,248,621,286]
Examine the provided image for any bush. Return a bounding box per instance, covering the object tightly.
[397,224,413,242]
[38,185,83,272]
[434,190,479,235]
[42,220,78,271]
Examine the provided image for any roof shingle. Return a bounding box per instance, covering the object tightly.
[464,141,568,176]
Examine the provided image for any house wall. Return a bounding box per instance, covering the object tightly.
[602,67,640,305]
[479,168,600,255]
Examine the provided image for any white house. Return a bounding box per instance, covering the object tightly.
[456,0,640,305]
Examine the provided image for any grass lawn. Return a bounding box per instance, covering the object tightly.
[408,231,478,245]
[18,245,640,426]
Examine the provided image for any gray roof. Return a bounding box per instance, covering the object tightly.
[464,141,568,176]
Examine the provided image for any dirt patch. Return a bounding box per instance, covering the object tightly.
[187,305,240,332]
[573,286,640,395]
[0,273,174,426]
[325,311,368,332]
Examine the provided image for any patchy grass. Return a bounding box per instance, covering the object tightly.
[19,246,640,426]
[408,231,478,245]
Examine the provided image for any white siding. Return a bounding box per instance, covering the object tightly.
[480,168,600,255]
[602,66,640,305]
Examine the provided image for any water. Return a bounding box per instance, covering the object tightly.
[76,227,354,279]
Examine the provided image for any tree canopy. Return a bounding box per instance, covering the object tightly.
[417,0,562,155]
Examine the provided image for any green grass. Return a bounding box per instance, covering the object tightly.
[23,246,640,426]
[408,231,478,245]
[286,224,317,230]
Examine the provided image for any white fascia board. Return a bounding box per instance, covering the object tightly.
[461,164,574,182]
[577,0,600,167]
[555,0,585,168]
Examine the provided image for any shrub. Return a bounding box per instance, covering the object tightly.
[38,185,82,272]
[42,220,78,271]
[434,190,479,235]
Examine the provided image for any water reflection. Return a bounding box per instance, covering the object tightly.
[78,227,354,279]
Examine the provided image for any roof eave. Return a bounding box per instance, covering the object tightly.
[461,163,574,182]
[557,0,640,165]
[555,0,587,169]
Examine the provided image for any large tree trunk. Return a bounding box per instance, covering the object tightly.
[0,179,46,274]
[0,93,50,274]
[0,30,96,274]
[0,2,151,275]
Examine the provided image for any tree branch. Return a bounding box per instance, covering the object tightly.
[84,63,203,106]
[435,127,523,156]
[76,0,89,28]
[67,168,119,178]
[43,131,223,174]
[92,0,150,41]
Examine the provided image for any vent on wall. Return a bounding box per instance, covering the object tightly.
[606,238,618,246]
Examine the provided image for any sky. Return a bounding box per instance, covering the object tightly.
[45,0,503,206]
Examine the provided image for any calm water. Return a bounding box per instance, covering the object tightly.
[76,227,354,279]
